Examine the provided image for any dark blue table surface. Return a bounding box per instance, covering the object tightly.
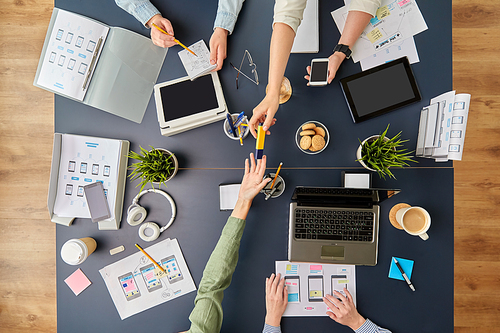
[54,0,453,332]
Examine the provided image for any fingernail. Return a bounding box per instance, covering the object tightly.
[263,126,268,131]
[210,59,215,64]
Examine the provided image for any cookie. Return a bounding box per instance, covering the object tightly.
[300,130,316,136]
[311,134,325,151]
[314,127,326,137]
[301,123,316,131]
[300,135,312,150]
[309,145,320,152]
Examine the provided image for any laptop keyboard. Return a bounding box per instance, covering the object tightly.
[294,208,374,242]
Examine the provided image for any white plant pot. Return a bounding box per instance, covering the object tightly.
[151,148,178,185]
[356,135,390,172]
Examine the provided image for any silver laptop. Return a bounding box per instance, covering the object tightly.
[288,186,400,266]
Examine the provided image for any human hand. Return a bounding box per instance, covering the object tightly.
[209,28,229,71]
[249,95,278,138]
[265,273,288,327]
[323,288,366,330]
[303,52,344,85]
[146,14,176,48]
[238,153,270,202]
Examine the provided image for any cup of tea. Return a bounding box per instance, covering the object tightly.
[395,207,431,240]
[61,237,97,265]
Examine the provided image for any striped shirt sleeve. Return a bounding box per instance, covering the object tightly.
[354,319,392,333]
[262,323,282,333]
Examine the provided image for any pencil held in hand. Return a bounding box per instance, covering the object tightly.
[151,23,197,56]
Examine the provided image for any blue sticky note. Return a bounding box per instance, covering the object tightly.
[388,257,414,281]
[288,293,299,302]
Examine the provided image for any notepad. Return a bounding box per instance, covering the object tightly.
[64,268,92,296]
[219,184,241,210]
[179,40,216,80]
[291,0,319,53]
[388,257,414,281]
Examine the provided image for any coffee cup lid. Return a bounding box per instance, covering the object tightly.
[61,240,86,265]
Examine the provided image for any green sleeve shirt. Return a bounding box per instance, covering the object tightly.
[187,216,246,333]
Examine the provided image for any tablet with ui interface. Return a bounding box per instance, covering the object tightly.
[340,57,421,123]
[154,72,227,136]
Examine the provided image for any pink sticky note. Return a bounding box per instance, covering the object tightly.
[310,265,322,271]
[64,268,92,296]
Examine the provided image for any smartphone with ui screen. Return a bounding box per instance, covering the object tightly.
[309,58,329,86]
[285,276,300,303]
[308,275,324,302]
[331,274,348,298]
[161,255,184,284]
[118,272,141,301]
[140,263,163,292]
[83,182,111,222]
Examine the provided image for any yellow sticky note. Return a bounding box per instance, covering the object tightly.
[376,6,391,20]
[286,264,291,271]
[367,28,383,43]
[155,266,166,279]
[310,290,323,297]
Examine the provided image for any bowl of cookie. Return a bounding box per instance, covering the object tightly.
[295,121,329,154]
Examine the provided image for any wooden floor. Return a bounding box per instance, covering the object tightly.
[0,0,499,331]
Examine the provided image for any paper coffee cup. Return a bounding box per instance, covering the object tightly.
[61,237,97,265]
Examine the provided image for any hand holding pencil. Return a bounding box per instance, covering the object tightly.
[146,15,177,48]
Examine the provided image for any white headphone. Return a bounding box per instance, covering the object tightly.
[126,189,176,242]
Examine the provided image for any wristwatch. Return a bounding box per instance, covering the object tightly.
[333,44,352,59]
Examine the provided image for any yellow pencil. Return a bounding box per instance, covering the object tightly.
[270,162,283,189]
[151,23,197,56]
[238,125,243,146]
[135,243,166,273]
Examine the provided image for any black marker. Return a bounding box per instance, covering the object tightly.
[394,258,415,291]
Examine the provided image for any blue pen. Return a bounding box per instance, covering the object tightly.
[234,116,247,128]
[226,113,238,137]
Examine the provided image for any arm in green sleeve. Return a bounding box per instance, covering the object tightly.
[187,216,246,333]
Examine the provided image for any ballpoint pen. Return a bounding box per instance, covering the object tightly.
[82,36,103,90]
[151,23,197,56]
[226,113,238,138]
[265,181,282,200]
[394,257,415,291]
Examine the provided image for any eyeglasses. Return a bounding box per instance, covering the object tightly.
[230,50,259,89]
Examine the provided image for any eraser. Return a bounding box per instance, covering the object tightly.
[110,245,125,255]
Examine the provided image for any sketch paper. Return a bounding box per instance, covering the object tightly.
[178,40,216,80]
[275,261,356,317]
[99,238,196,320]
[360,37,419,70]
[332,0,427,63]
[36,9,109,101]
[53,134,122,219]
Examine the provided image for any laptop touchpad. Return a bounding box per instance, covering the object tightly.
[321,246,345,260]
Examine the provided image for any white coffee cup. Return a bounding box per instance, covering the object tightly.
[61,237,97,265]
[395,206,431,240]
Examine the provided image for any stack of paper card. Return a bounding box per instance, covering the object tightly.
[178,39,216,80]
[332,0,428,70]
[416,91,471,162]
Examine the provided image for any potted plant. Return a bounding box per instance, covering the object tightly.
[356,124,416,179]
[127,146,178,191]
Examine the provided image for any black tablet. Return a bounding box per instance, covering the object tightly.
[340,57,421,123]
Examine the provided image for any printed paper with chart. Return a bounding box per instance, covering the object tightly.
[99,238,196,320]
[53,134,122,219]
[333,0,427,63]
[36,9,109,101]
[275,261,356,317]
[178,40,216,80]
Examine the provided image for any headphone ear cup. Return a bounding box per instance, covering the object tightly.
[127,206,147,226]
[139,222,161,242]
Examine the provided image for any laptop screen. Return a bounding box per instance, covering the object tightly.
[291,187,400,208]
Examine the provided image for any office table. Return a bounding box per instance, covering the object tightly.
[54,0,453,332]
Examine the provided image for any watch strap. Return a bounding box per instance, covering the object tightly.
[333,44,352,59]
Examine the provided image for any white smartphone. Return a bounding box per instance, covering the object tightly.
[118,272,141,301]
[161,255,184,284]
[285,276,300,303]
[308,275,324,302]
[140,263,163,292]
[309,58,329,86]
[83,182,111,222]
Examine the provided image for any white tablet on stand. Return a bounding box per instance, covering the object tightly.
[154,72,227,136]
